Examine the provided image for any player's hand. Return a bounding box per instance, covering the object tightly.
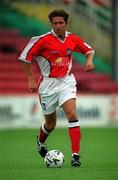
[28,79,38,93]
[84,52,95,72]
[84,61,95,72]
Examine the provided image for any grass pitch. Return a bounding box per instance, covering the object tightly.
[0,128,118,180]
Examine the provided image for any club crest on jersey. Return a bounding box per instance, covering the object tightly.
[67,48,72,56]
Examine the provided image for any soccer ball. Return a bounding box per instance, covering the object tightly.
[44,150,64,168]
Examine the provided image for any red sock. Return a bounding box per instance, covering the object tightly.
[68,120,81,154]
[38,124,50,143]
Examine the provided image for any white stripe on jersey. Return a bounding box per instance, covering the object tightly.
[18,32,51,62]
[85,50,95,56]
[84,42,95,56]
[36,56,51,77]
[67,58,72,75]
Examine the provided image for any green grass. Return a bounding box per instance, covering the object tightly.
[0,128,118,180]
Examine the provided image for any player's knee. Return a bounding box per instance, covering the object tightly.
[67,110,77,120]
[45,120,56,131]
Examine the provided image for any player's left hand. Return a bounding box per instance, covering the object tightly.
[84,52,95,72]
[84,62,95,72]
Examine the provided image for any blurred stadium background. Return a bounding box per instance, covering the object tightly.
[0,0,118,128]
[0,0,118,180]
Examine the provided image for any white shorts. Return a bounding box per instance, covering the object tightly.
[38,74,77,114]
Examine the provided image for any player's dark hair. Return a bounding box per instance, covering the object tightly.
[48,9,69,23]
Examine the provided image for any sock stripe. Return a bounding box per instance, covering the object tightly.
[69,120,79,123]
[68,120,80,128]
[42,124,50,134]
[69,126,80,129]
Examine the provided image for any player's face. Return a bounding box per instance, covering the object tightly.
[51,17,67,38]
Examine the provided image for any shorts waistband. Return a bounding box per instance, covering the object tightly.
[43,73,72,80]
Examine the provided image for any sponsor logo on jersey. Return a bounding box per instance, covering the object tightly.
[55,57,62,63]
[50,50,59,54]
[52,57,70,66]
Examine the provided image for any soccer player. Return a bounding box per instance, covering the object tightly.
[18,9,95,167]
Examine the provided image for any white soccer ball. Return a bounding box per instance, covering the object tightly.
[44,150,64,168]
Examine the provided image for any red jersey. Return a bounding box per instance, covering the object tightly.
[19,30,94,78]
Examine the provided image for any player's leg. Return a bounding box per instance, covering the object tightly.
[37,76,58,158]
[37,111,57,158]
[61,98,81,167]
[37,111,57,144]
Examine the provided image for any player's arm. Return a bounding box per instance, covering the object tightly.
[18,37,42,93]
[74,35,95,72]
[84,52,95,72]
[20,62,37,93]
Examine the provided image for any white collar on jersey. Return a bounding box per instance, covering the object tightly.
[51,29,70,37]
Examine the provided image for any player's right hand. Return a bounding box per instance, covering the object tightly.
[28,79,38,93]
